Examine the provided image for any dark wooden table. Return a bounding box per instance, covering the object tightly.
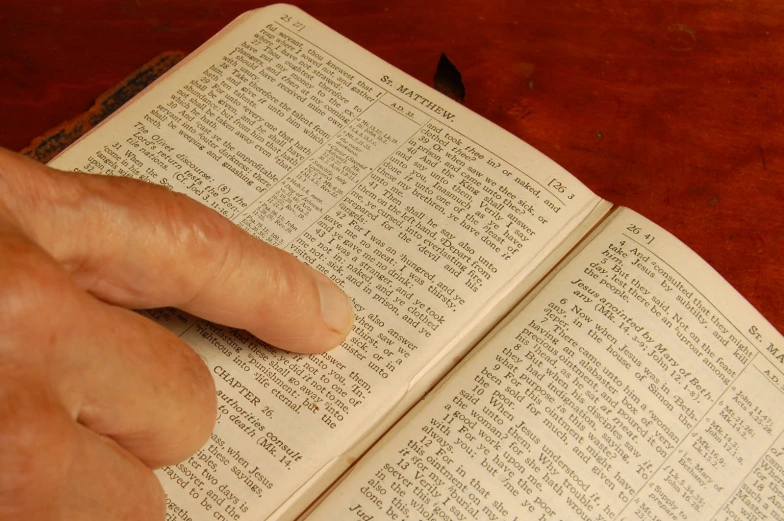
[2,0,782,332]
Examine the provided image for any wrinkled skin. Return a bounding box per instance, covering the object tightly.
[0,149,352,520]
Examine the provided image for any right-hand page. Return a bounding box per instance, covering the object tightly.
[304,206,784,521]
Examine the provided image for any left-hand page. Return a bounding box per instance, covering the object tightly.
[48,4,607,521]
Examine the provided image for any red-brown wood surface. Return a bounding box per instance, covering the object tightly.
[1,0,782,332]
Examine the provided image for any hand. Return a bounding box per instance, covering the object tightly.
[0,148,352,520]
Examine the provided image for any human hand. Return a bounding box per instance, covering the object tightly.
[0,148,352,520]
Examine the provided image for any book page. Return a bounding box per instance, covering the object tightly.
[48,5,607,520]
[305,207,784,521]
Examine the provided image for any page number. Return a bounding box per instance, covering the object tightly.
[626,224,656,245]
[280,14,306,31]
[547,178,575,200]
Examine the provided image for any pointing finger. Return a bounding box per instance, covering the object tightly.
[0,148,352,353]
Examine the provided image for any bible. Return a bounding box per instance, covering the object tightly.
[48,5,784,521]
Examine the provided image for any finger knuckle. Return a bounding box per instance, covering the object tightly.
[163,194,240,280]
[0,150,39,223]
[264,250,314,319]
[168,194,235,255]
[0,237,69,336]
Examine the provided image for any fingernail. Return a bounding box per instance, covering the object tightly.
[313,270,353,334]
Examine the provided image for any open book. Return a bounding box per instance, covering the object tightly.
[49,5,784,521]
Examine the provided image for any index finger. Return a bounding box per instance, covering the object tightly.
[0,148,352,353]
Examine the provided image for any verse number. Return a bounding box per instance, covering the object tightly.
[626,224,656,245]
